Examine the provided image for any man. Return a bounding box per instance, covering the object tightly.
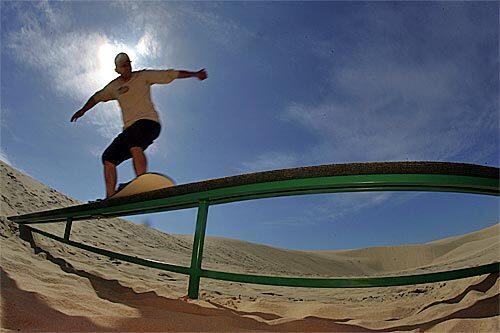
[71,52,207,198]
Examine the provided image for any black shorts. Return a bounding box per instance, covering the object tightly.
[102,119,161,166]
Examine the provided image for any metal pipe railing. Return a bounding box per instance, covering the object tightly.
[8,162,500,299]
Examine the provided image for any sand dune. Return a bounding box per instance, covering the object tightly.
[1,160,498,331]
[306,224,499,275]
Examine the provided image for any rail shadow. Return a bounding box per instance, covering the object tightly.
[11,232,377,332]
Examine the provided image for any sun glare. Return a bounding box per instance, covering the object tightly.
[96,42,138,83]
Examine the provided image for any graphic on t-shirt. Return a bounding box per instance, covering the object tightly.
[118,86,129,95]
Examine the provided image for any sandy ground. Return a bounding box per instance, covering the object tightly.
[1,160,499,332]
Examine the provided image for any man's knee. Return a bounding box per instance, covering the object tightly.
[102,149,110,165]
[130,146,144,155]
[102,149,115,166]
[103,160,115,168]
[102,147,118,165]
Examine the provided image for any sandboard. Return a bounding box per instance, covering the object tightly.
[110,172,176,199]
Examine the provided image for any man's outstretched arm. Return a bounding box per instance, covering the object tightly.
[176,69,207,80]
[70,95,98,122]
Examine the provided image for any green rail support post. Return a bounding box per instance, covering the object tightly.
[19,224,34,243]
[188,200,210,299]
[64,217,73,242]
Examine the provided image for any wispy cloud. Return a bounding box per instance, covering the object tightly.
[136,30,161,58]
[117,1,256,60]
[0,107,12,166]
[0,148,36,178]
[0,149,12,166]
[4,1,253,153]
[281,59,496,164]
[241,4,498,221]
[3,2,171,144]
[261,216,319,228]
[6,3,121,138]
[238,151,301,173]
[286,5,497,165]
[183,7,256,50]
[260,191,417,228]
[318,192,394,222]
[276,6,495,165]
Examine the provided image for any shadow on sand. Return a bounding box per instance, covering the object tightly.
[2,230,497,332]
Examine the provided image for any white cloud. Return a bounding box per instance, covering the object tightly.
[269,61,494,221]
[280,54,494,164]
[260,191,422,228]
[4,1,257,159]
[185,8,256,49]
[283,63,495,164]
[3,2,165,160]
[238,151,300,173]
[241,5,498,223]
[4,2,166,144]
[0,149,12,166]
[34,0,70,28]
[319,192,394,222]
[120,1,256,56]
[0,146,33,177]
[269,5,497,165]
[262,216,318,228]
[136,30,161,58]
[0,107,12,166]
[87,145,102,159]
[5,5,122,139]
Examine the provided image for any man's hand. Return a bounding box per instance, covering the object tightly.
[71,96,97,122]
[70,109,86,122]
[196,69,207,81]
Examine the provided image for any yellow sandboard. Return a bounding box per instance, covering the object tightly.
[110,173,176,199]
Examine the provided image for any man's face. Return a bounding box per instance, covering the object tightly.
[115,62,132,75]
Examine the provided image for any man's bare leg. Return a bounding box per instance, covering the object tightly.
[103,161,117,198]
[130,146,147,176]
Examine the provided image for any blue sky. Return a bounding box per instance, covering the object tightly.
[1,1,498,251]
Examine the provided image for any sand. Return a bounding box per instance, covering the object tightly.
[1,160,498,332]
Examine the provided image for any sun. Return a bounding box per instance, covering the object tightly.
[96,42,138,82]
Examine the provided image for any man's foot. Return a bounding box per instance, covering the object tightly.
[103,182,127,199]
[116,182,128,192]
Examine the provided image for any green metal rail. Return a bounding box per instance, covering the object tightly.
[7,161,500,299]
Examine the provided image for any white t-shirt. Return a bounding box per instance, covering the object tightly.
[94,69,179,129]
